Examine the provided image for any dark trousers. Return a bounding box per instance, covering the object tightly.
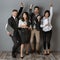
[43,30,52,49]
[10,33,21,55]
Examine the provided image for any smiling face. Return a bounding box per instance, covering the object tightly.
[34,6,40,15]
[23,13,27,20]
[34,8,39,14]
[12,9,18,17]
[12,11,18,17]
[22,12,29,21]
[44,10,50,18]
[45,12,49,18]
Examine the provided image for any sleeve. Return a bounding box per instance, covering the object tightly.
[49,6,53,21]
[18,19,23,27]
[8,18,12,27]
[29,9,32,15]
[40,19,48,28]
[17,7,23,19]
[29,9,34,18]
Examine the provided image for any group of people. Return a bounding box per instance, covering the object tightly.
[7,1,53,59]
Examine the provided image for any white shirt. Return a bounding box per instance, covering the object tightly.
[40,7,53,32]
[18,19,27,28]
[13,16,16,19]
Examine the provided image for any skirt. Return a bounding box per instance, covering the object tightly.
[18,28,31,44]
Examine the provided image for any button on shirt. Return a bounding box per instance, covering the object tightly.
[40,7,53,32]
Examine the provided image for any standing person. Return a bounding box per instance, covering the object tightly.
[18,12,31,59]
[7,3,24,58]
[40,0,53,55]
[29,4,41,54]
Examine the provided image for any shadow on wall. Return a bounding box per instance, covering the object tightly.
[51,12,59,51]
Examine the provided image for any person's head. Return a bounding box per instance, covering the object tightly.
[12,9,18,17]
[34,6,40,15]
[22,12,29,21]
[44,10,50,18]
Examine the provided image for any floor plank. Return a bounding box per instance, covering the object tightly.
[0,51,60,60]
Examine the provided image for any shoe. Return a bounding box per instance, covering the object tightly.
[12,53,16,58]
[46,50,50,55]
[36,50,40,54]
[31,50,35,54]
[26,52,29,55]
[20,56,24,59]
[43,50,47,55]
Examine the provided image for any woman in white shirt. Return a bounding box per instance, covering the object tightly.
[18,12,31,58]
[40,1,53,55]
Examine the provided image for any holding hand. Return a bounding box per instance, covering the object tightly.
[30,4,33,9]
[20,2,24,7]
[37,16,41,22]
[7,32,12,36]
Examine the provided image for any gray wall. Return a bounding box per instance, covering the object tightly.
[0,0,60,51]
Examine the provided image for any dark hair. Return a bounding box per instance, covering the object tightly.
[44,10,50,17]
[34,6,40,10]
[22,12,29,21]
[12,9,18,12]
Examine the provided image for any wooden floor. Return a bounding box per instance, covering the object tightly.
[0,51,60,60]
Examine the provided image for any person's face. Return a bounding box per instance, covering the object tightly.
[45,12,49,18]
[34,8,39,14]
[12,11,18,17]
[23,13,27,20]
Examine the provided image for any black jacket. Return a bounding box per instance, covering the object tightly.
[29,9,41,31]
[8,7,23,36]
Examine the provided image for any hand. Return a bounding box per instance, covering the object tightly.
[45,24,48,26]
[21,25,28,28]
[20,2,24,7]
[30,4,33,9]
[37,16,41,21]
[30,27,32,30]
[50,0,53,6]
[7,32,12,36]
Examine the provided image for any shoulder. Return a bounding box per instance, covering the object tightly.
[8,17,13,22]
[19,19,23,22]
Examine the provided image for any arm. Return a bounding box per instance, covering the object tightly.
[17,2,24,19]
[18,19,23,28]
[29,4,33,16]
[18,20,28,28]
[7,18,13,36]
[8,18,12,27]
[49,6,53,20]
[49,0,53,21]
[40,19,48,28]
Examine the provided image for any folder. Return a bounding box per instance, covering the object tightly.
[5,24,14,36]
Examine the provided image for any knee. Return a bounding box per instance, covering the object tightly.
[30,40,33,44]
[36,40,40,44]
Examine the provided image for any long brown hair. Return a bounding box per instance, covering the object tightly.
[21,12,29,21]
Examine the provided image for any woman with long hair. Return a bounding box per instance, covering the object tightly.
[18,12,31,58]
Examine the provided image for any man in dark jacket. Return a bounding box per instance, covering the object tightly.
[29,4,41,54]
[7,3,24,58]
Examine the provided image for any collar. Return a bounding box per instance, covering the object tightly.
[12,16,16,19]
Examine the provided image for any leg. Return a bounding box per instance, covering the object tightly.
[25,43,30,55]
[11,36,18,58]
[20,44,24,58]
[35,30,40,51]
[30,30,35,51]
[43,31,47,55]
[47,30,52,54]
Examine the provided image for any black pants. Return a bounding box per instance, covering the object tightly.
[43,30,52,50]
[10,31,21,55]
